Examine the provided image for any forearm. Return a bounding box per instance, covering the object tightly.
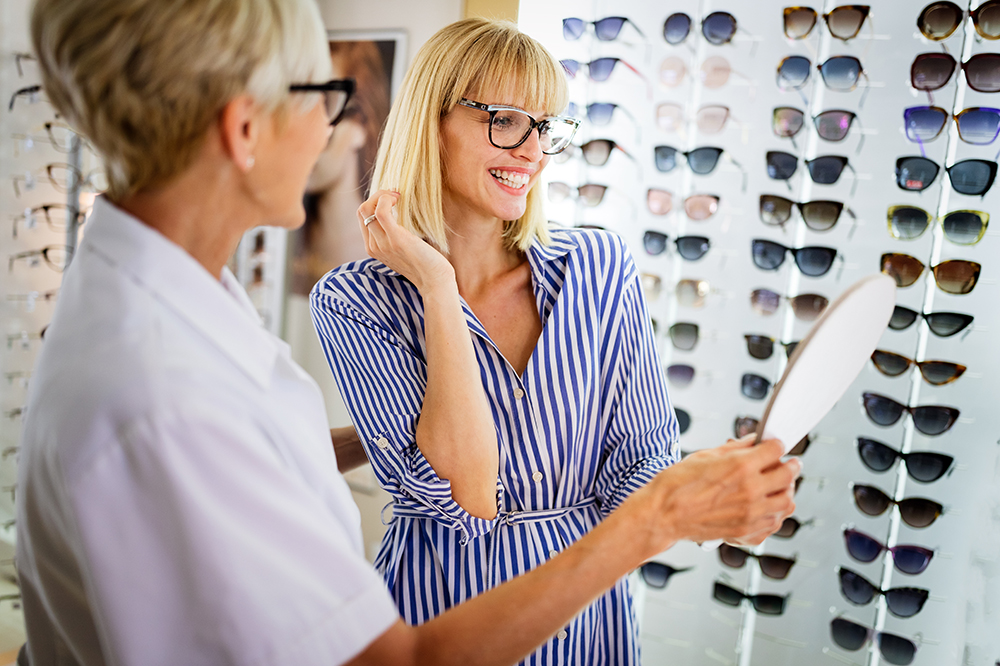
[331,427,369,473]
[416,280,499,519]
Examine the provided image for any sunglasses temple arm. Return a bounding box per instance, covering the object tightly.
[626,18,647,40]
[845,207,859,240]
[858,73,870,110]
[847,162,858,197]
[727,155,748,193]
[619,59,652,100]
[855,117,866,154]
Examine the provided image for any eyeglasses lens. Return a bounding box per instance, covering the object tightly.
[581,140,613,166]
[752,594,787,614]
[890,545,934,575]
[696,105,730,134]
[640,562,683,588]
[924,311,974,336]
[956,107,1000,144]
[806,156,849,184]
[795,246,837,276]
[774,516,802,538]
[685,194,719,220]
[666,364,695,387]
[647,189,673,215]
[844,529,882,562]
[593,17,627,41]
[839,567,877,604]
[800,201,844,230]
[888,205,931,240]
[904,106,948,142]
[790,294,828,320]
[676,279,710,306]
[656,103,683,131]
[718,544,749,568]
[964,53,1000,92]
[669,323,699,350]
[826,7,869,40]
[877,632,918,665]
[713,582,744,606]
[871,350,911,376]
[576,184,606,206]
[907,452,953,482]
[654,145,679,172]
[820,56,862,90]
[766,151,798,180]
[884,588,929,618]
[814,110,854,141]
[777,56,811,89]
[750,288,781,315]
[700,56,732,89]
[675,408,691,434]
[745,334,774,360]
[588,57,618,81]
[942,210,989,244]
[852,484,893,516]
[702,12,737,44]
[562,18,585,40]
[895,156,940,191]
[773,107,805,137]
[659,57,687,87]
[741,373,771,400]
[857,437,898,472]
[911,53,956,91]
[734,416,758,438]
[687,147,724,174]
[973,0,1000,38]
[947,158,997,195]
[919,2,963,40]
[760,195,794,226]
[913,404,960,435]
[586,103,616,125]
[784,7,818,38]
[888,305,919,330]
[831,617,870,651]
[881,252,925,287]
[676,236,711,261]
[663,12,692,44]
[759,555,795,579]
[752,240,788,270]
[862,392,906,426]
[933,259,981,294]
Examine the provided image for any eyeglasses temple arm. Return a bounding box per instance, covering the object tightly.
[618,59,652,100]
[626,18,646,39]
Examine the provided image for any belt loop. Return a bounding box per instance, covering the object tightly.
[380,501,395,526]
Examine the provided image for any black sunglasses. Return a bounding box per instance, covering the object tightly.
[744,334,799,360]
[740,373,771,400]
[895,155,999,195]
[718,544,795,579]
[759,195,855,231]
[776,55,869,93]
[765,152,855,185]
[887,306,973,337]
[642,231,712,261]
[562,16,645,41]
[838,567,929,618]
[662,11,739,45]
[861,392,959,436]
[857,437,955,483]
[851,483,944,528]
[830,617,918,665]
[774,515,814,538]
[668,322,699,351]
[288,79,355,126]
[638,562,692,589]
[843,528,934,575]
[751,239,839,277]
[713,582,788,614]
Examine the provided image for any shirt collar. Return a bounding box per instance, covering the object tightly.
[81,197,279,388]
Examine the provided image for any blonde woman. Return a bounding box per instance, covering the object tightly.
[311,19,781,665]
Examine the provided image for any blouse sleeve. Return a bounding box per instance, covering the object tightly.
[310,276,502,544]
[594,242,680,517]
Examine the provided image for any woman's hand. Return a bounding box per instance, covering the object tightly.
[359,190,455,293]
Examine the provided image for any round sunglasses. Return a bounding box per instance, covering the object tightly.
[887,306,973,337]
[918,0,1000,40]
[870,349,966,385]
[838,567,929,618]
[887,205,989,245]
[842,527,934,575]
[880,253,981,294]
[830,617,918,665]
[783,5,871,40]
[904,105,1000,145]
[645,190,720,219]
[851,482,944,528]
[751,239,839,277]
[760,195,854,231]
[911,52,1000,93]
[861,391,959,436]
[662,11,739,45]
[856,437,954,483]
[717,543,795,580]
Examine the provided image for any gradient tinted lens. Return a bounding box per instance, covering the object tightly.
[806,156,848,184]
[890,545,933,574]
[656,103,683,131]
[669,322,699,350]
[548,182,571,202]
[858,437,898,472]
[760,195,794,226]
[560,59,580,78]
[784,7,818,38]
[906,451,954,482]
[884,588,929,618]
[750,288,780,315]
[654,145,679,172]
[676,236,711,260]
[793,246,837,276]
[844,529,882,562]
[675,408,691,434]
[588,57,618,81]
[831,618,870,651]
[685,194,719,220]
[898,498,943,528]
[888,305,919,330]
[895,156,940,191]
[751,594,787,615]
[675,279,710,307]
[586,103,616,125]
[745,334,774,360]
[814,110,855,141]
[774,516,803,538]
[799,200,844,230]
[577,184,606,206]
[593,17,626,40]
[924,311,973,336]
[853,484,892,516]
[942,210,988,244]
[666,364,695,387]
[964,53,1000,92]
[789,294,827,321]
[664,12,692,44]
[701,56,732,88]
[888,206,931,240]
[862,392,905,426]
[659,57,687,87]
[820,56,862,90]
[562,17,586,40]
[734,416,759,438]
[778,55,811,89]
[904,106,948,142]
[918,360,966,385]
[932,259,981,294]
[741,373,771,400]
[947,158,997,195]
[583,140,616,166]
[956,107,1000,144]
[718,544,749,568]
[752,239,788,270]
[703,12,737,44]
[687,147,724,174]
[838,567,877,605]
[773,106,805,137]
[713,582,743,606]
[787,434,812,456]
[826,6,869,40]
[919,1,964,40]
[973,0,1000,38]
[877,633,918,665]
[766,151,798,179]
[643,230,668,255]
[647,188,673,215]
[696,105,729,134]
[881,253,925,288]
[759,555,795,580]
[911,52,956,91]
[640,562,685,588]
[911,405,959,435]
[871,350,911,376]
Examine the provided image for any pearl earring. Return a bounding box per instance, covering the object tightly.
[245,156,255,169]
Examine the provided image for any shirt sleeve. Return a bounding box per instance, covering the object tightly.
[310,279,502,544]
[68,402,399,666]
[594,242,680,516]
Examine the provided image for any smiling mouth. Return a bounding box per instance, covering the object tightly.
[489,169,529,190]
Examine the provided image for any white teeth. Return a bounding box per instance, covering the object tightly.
[489,169,529,189]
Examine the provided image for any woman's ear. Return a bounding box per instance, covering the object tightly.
[218,94,261,172]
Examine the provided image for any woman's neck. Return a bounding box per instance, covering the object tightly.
[444,215,525,298]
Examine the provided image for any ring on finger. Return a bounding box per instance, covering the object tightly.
[363,213,377,226]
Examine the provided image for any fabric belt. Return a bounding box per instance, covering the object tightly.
[381,496,599,526]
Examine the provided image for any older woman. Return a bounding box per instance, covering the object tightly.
[311,19,687,665]
[19,1,796,664]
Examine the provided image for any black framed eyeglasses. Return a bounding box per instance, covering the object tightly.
[288,79,355,126]
[458,98,580,155]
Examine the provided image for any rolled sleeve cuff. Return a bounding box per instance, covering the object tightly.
[599,452,678,517]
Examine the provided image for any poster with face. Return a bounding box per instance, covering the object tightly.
[290,31,406,296]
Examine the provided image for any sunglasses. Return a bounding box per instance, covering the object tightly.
[562,16,645,41]
[548,182,611,207]
[751,239,839,277]
[654,145,730,175]
[856,437,955,483]
[644,191,720,220]
[830,617,918,665]
[870,349,966,385]
[893,155,999,195]
[880,253,981,294]
[843,528,934,575]
[776,55,869,92]
[666,364,696,388]
[8,245,73,273]
[751,289,829,320]
[638,562,692,588]
[744,334,799,360]
[851,483,944,528]
[712,582,788,615]
[659,55,743,90]
[675,408,691,434]
[567,103,633,132]
[656,103,735,134]
[887,306,973,337]
[887,205,989,245]
[560,57,644,83]
[457,99,580,155]
[838,567,929,618]
[740,373,771,400]
[669,322,699,351]
[766,152,856,186]
[772,107,860,143]
[783,5,871,40]
[642,231,712,261]
[919,0,1000,40]
[555,139,635,167]
[662,11,739,45]
[774,515,814,538]
[718,544,795,579]
[861,391,959,436]
[675,279,722,308]
[760,195,855,231]
[734,416,759,438]
[905,105,1000,145]
[911,52,1000,92]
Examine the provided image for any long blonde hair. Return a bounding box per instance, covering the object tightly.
[370,18,569,254]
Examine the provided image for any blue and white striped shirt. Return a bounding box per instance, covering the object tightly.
[311,228,680,665]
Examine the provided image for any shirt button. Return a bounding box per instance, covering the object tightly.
[376,436,390,450]
[532,471,543,482]
[549,550,558,558]
[557,630,568,640]
[513,388,525,399]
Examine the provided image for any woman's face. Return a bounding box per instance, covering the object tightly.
[438,90,550,225]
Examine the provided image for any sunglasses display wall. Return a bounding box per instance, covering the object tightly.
[524,1,1000,664]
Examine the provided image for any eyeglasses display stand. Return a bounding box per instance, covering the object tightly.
[521,0,1000,664]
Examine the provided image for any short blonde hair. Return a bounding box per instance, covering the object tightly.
[370,18,569,255]
[31,0,332,200]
